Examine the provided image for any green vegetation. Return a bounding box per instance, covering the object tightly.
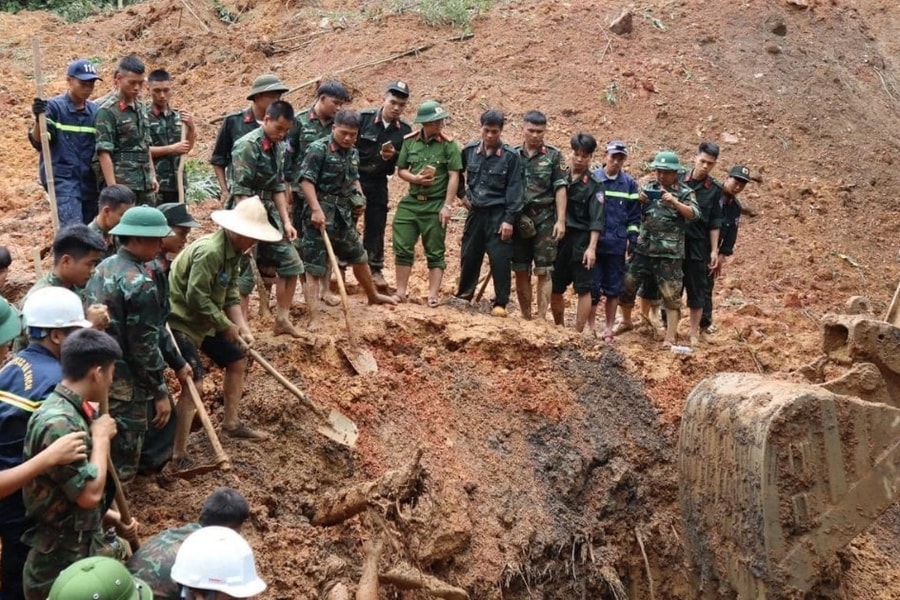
[183,159,220,204]
[0,0,129,21]
[390,0,494,29]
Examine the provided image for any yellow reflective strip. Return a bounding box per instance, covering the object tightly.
[53,123,97,134]
[0,391,41,412]
[627,225,640,232]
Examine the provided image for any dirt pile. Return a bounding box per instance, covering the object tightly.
[2,0,900,597]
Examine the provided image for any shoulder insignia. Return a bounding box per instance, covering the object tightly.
[404,130,420,140]
[360,108,377,115]
[462,140,479,149]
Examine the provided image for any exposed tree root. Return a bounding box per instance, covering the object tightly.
[380,562,469,600]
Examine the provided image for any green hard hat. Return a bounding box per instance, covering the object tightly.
[49,556,153,600]
[246,74,288,100]
[649,151,683,171]
[0,297,22,346]
[109,206,173,238]
[414,100,449,124]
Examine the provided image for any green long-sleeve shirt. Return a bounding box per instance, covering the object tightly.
[167,229,242,346]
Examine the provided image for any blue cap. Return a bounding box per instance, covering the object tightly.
[66,59,101,81]
[605,140,628,156]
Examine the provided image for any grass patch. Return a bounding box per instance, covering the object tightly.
[390,0,494,29]
[183,159,220,204]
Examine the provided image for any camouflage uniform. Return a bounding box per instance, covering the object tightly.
[392,129,462,269]
[88,219,118,260]
[621,182,700,310]
[229,127,304,294]
[551,171,605,295]
[357,108,412,272]
[95,96,156,206]
[84,248,168,484]
[138,253,187,474]
[511,144,568,275]
[127,523,200,600]
[147,107,184,204]
[298,135,367,277]
[210,108,260,185]
[285,106,333,244]
[21,384,113,600]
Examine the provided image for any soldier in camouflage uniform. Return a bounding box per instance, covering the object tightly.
[230,100,305,337]
[127,487,249,600]
[83,206,173,485]
[211,74,288,206]
[512,110,568,320]
[147,69,196,205]
[95,56,158,206]
[139,204,197,474]
[392,100,461,306]
[619,151,700,347]
[285,81,351,307]
[298,109,396,321]
[88,185,135,261]
[357,81,412,290]
[549,133,605,333]
[21,328,126,600]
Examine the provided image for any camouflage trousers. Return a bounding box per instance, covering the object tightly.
[109,398,149,485]
[235,196,304,296]
[139,396,176,474]
[511,204,558,275]
[621,253,683,310]
[301,200,367,278]
[23,527,123,600]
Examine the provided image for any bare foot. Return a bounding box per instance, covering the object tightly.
[274,317,303,338]
[369,292,398,306]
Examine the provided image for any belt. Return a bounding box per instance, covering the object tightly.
[414,194,442,202]
[320,193,353,208]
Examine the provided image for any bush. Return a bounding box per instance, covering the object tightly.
[0,0,130,21]
[391,0,494,29]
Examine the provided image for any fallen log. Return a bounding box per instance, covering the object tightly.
[379,562,468,600]
[307,449,423,526]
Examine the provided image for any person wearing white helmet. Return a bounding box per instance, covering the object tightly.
[170,526,266,599]
[0,286,94,600]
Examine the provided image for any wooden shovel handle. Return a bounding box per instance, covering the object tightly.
[97,396,139,551]
[320,226,353,338]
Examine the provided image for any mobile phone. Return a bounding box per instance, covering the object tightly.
[643,188,662,201]
[381,141,394,152]
[421,165,436,177]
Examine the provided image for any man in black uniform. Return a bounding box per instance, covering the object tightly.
[356,81,412,290]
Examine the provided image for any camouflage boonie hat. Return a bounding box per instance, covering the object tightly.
[414,100,449,124]
[110,206,173,238]
[650,151,683,172]
[727,164,751,182]
[246,74,288,100]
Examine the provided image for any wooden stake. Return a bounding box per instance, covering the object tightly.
[178,0,211,33]
[98,394,140,552]
[31,38,59,233]
[176,121,187,203]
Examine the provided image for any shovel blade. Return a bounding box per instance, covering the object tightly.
[340,346,378,375]
[316,409,359,447]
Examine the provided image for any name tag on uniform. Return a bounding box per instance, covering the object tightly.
[595,191,605,205]
[218,271,229,288]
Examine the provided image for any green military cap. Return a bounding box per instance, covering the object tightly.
[49,556,153,600]
[158,203,200,228]
[109,206,173,238]
[246,74,288,100]
[727,164,751,182]
[0,298,22,347]
[649,150,683,171]
[414,100,449,124]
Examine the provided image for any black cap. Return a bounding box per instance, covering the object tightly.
[157,203,200,228]
[385,80,410,98]
[727,165,751,182]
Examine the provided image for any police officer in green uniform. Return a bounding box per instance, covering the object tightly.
[392,100,462,306]
[21,328,126,600]
[211,74,288,206]
[456,109,524,317]
[95,56,159,206]
[356,81,412,290]
[147,69,196,205]
[512,110,568,320]
[230,100,304,338]
[298,109,396,321]
[619,151,700,347]
[83,206,174,485]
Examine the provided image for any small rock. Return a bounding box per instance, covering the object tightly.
[765,43,783,55]
[770,19,787,36]
[318,17,330,28]
[786,0,809,7]
[721,131,740,144]
[784,292,802,308]
[736,303,764,317]
[609,9,633,35]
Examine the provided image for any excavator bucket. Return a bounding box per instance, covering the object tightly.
[680,372,900,598]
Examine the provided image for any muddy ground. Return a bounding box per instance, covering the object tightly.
[2,0,900,597]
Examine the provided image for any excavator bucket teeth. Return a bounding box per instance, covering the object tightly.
[679,373,900,598]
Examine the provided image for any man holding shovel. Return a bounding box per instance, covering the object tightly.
[167,197,281,457]
[147,69,196,205]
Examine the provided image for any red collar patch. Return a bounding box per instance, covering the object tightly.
[82,400,96,420]
[243,110,254,123]
[262,137,272,152]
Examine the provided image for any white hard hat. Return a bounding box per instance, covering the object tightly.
[22,286,92,330]
[171,526,266,598]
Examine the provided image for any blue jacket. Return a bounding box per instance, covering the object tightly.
[0,344,62,523]
[593,167,641,255]
[30,93,99,202]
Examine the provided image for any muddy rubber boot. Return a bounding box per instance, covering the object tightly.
[274,308,302,338]
[517,281,533,320]
[258,276,275,319]
[536,278,551,321]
